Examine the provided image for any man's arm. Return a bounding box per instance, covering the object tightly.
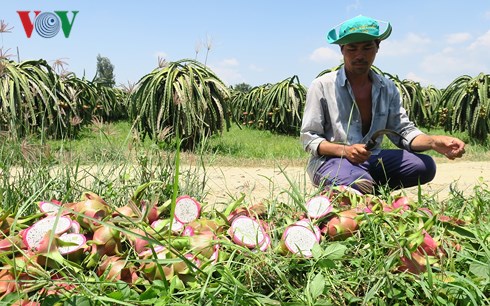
[410,134,466,160]
[317,141,371,164]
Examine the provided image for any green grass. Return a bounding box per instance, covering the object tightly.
[28,121,488,167]
[201,125,309,166]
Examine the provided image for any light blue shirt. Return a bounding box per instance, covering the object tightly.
[300,67,424,179]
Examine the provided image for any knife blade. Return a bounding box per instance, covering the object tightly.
[364,129,407,151]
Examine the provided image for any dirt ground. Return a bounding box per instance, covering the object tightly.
[201,160,490,207]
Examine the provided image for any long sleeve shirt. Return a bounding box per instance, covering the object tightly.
[299,67,424,179]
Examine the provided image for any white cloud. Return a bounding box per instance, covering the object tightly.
[347,0,362,11]
[468,30,490,50]
[248,64,264,72]
[404,72,432,86]
[420,53,463,74]
[220,58,239,67]
[417,46,488,87]
[381,33,431,56]
[445,32,472,44]
[441,47,455,53]
[208,65,243,86]
[308,47,341,63]
[208,58,243,86]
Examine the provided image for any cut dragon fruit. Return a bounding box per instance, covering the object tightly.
[138,245,166,258]
[209,244,220,263]
[182,226,195,237]
[151,218,184,233]
[294,219,322,242]
[174,196,201,224]
[258,233,271,252]
[58,233,86,255]
[38,201,62,215]
[22,216,72,250]
[282,224,319,258]
[68,220,81,233]
[229,216,265,248]
[305,195,333,219]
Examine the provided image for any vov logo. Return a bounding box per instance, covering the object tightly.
[17,11,79,38]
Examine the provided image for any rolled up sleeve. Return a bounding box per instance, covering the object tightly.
[300,79,328,157]
[386,89,425,151]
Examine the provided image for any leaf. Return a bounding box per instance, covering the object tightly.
[316,258,336,269]
[63,296,93,306]
[131,180,165,204]
[309,272,325,300]
[223,193,246,217]
[469,262,490,281]
[323,243,347,260]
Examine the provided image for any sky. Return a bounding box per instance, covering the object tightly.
[1,1,490,89]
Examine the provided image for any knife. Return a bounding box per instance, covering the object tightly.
[364,129,407,151]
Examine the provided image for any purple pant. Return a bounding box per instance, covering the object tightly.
[313,149,436,194]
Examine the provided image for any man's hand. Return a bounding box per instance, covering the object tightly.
[432,135,465,160]
[411,134,465,160]
[343,144,371,164]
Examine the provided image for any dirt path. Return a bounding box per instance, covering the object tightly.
[202,161,490,206]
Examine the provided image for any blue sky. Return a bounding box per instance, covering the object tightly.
[2,1,490,89]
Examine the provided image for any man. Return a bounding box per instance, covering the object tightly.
[300,15,465,194]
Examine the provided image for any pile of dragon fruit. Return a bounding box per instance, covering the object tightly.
[0,185,464,303]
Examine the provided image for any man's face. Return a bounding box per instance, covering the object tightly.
[341,40,379,76]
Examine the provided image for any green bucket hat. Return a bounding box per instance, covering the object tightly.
[327,15,392,45]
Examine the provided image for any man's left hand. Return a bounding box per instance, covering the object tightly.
[432,135,466,160]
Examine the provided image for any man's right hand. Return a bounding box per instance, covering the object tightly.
[343,144,371,164]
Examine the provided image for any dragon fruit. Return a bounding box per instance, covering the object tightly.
[294,219,321,242]
[71,193,110,230]
[228,216,266,249]
[174,195,201,224]
[173,253,202,274]
[182,226,195,237]
[91,223,122,256]
[140,247,175,281]
[151,218,184,234]
[126,228,150,254]
[281,224,319,258]
[58,233,87,255]
[67,220,81,233]
[0,236,25,251]
[258,233,271,252]
[305,195,333,219]
[383,195,411,212]
[0,269,15,299]
[38,201,63,216]
[22,216,72,250]
[113,204,139,218]
[398,251,429,274]
[333,185,364,207]
[97,256,138,283]
[323,209,359,240]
